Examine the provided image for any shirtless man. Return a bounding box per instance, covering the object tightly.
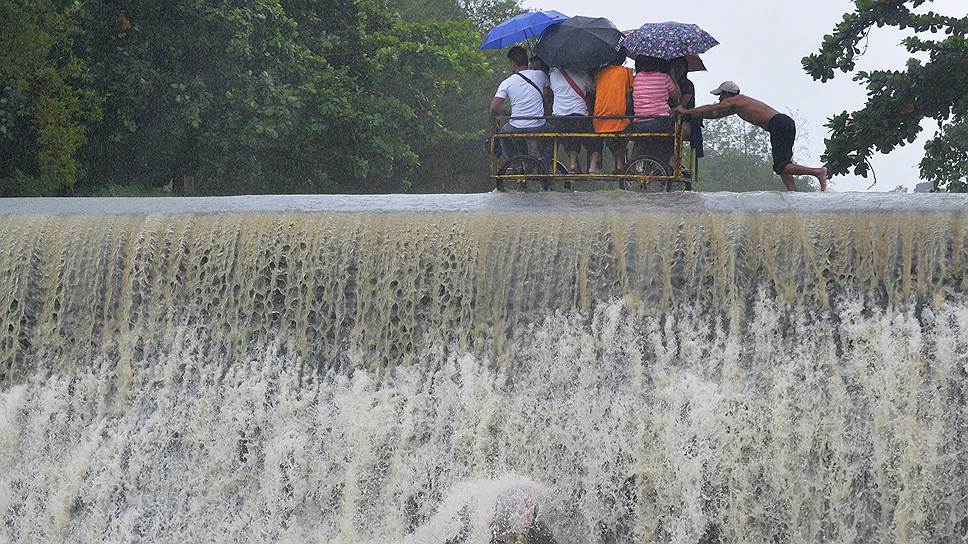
[677,81,828,191]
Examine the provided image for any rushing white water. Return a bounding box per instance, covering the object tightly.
[1,194,966,543]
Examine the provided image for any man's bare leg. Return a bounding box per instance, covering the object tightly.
[609,141,626,171]
[781,163,829,192]
[780,173,797,191]
[567,150,580,173]
[589,150,603,173]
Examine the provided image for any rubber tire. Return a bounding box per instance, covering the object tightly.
[620,156,671,192]
[496,156,547,192]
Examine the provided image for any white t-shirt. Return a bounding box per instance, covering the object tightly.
[495,69,550,128]
[549,68,592,116]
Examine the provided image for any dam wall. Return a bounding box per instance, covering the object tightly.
[0,192,965,543]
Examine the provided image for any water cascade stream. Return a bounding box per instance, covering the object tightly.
[1,193,966,543]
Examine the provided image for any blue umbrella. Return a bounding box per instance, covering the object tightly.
[622,22,719,60]
[480,10,569,50]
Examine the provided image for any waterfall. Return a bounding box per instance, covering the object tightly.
[1,193,966,543]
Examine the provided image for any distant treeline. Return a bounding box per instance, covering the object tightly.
[0,0,819,196]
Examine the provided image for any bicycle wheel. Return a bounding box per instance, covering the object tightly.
[496,156,547,192]
[619,156,670,192]
[541,161,575,192]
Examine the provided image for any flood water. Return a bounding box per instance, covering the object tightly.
[1,192,966,543]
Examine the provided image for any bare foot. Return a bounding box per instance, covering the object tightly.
[817,167,828,192]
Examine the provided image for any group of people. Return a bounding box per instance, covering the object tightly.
[489,45,828,191]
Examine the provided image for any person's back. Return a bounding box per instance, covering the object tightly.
[632,55,677,121]
[496,68,549,129]
[633,71,677,120]
[588,62,634,173]
[490,46,553,167]
[593,65,633,133]
[677,76,696,109]
[549,68,591,117]
[727,95,780,129]
[629,57,679,167]
[548,67,593,173]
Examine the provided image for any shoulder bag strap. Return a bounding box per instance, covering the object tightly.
[514,72,545,100]
[560,69,586,101]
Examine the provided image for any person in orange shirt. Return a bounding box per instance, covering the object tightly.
[589,55,634,174]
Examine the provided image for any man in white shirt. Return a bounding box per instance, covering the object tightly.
[549,67,596,173]
[489,47,553,168]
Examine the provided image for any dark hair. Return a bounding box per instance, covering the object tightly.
[669,57,688,73]
[610,48,628,66]
[530,56,549,73]
[635,56,668,74]
[507,46,529,67]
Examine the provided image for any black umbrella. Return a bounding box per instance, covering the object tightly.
[533,16,625,71]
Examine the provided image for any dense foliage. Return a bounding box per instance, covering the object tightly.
[0,1,101,196]
[391,0,523,193]
[1,0,503,196]
[803,0,967,192]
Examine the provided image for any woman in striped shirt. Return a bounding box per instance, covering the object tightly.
[629,56,680,166]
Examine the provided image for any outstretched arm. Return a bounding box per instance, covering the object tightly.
[680,100,737,120]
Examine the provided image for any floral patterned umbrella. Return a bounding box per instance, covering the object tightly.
[621,21,719,60]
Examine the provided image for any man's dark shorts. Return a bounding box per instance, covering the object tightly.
[767,114,796,175]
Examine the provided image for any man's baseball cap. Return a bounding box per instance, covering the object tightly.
[710,81,741,95]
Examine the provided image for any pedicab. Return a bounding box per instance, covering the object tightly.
[482,16,713,193]
[488,114,699,192]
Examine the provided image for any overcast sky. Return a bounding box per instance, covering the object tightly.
[523,0,964,192]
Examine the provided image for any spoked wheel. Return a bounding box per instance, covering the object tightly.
[619,156,670,192]
[666,166,694,192]
[544,161,575,192]
[496,155,547,192]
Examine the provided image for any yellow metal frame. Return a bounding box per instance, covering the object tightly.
[489,117,698,185]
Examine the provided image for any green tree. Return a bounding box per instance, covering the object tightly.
[393,0,521,33]
[803,0,968,192]
[71,0,486,195]
[0,0,101,196]
[390,0,524,193]
[1,0,507,196]
[697,117,818,192]
[74,1,326,194]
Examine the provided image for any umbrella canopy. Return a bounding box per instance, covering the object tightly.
[621,31,708,71]
[533,16,625,70]
[684,55,707,72]
[480,10,569,50]
[622,22,719,60]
